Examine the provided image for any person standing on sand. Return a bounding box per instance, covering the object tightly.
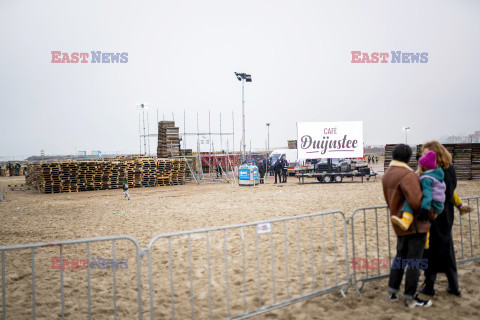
[262,156,268,182]
[122,177,130,200]
[256,157,265,184]
[281,156,289,183]
[274,158,282,184]
[418,141,461,297]
[382,143,432,308]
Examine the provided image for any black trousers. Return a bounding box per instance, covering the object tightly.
[422,241,460,293]
[274,171,281,183]
[388,233,426,300]
[259,171,265,184]
[282,170,287,182]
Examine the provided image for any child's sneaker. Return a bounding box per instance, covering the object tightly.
[388,293,398,301]
[405,294,432,308]
[391,216,409,231]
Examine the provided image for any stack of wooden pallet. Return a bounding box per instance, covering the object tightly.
[472,144,480,180]
[453,144,472,180]
[385,143,480,180]
[384,144,418,172]
[157,121,181,158]
[171,159,187,185]
[157,158,172,186]
[59,161,79,192]
[125,160,142,188]
[180,149,193,156]
[383,144,394,172]
[139,157,157,187]
[27,163,62,193]
[25,163,43,191]
[442,144,456,160]
[26,156,188,193]
[77,161,95,191]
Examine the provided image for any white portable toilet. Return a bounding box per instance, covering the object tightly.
[238,164,259,186]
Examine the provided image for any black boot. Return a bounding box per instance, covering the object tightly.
[419,282,435,296]
[447,287,461,297]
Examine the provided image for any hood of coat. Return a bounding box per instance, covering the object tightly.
[423,167,444,181]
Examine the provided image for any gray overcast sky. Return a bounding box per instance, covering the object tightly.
[1,0,479,157]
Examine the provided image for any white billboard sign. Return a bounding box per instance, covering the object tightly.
[297,121,363,159]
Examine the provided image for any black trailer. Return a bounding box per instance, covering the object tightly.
[296,159,376,183]
[296,170,376,183]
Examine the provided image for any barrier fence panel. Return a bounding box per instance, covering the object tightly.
[146,211,349,320]
[349,197,480,294]
[2,197,480,319]
[0,236,143,320]
[454,197,480,265]
[349,205,395,294]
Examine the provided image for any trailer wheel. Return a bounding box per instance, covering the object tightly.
[334,175,343,183]
[323,175,332,183]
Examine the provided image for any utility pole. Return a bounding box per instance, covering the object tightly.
[234,72,252,162]
[403,127,411,145]
[266,123,270,155]
[136,103,149,155]
[242,79,245,160]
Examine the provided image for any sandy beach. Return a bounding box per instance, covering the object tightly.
[1,169,480,319]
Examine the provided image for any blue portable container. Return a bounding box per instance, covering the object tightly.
[238,164,259,186]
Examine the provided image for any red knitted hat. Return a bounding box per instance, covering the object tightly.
[419,150,437,170]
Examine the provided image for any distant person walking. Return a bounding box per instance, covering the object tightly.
[122,177,130,200]
[274,158,282,184]
[368,155,371,164]
[7,162,13,176]
[281,156,289,183]
[376,156,379,164]
[15,163,21,176]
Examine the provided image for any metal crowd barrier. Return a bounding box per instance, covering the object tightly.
[0,236,143,320]
[349,205,393,294]
[349,196,480,294]
[146,211,349,320]
[454,196,480,265]
[2,197,480,319]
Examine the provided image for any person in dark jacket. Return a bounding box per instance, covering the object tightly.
[419,141,461,297]
[274,158,282,184]
[281,156,289,183]
[382,144,432,308]
[256,157,265,184]
[268,157,274,176]
[262,157,268,182]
